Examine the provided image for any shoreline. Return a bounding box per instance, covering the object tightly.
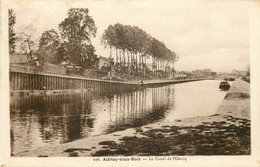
[14,79,250,157]
[10,77,206,96]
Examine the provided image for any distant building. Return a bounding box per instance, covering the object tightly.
[217,71,239,79]
[10,54,66,75]
[203,68,212,73]
[174,71,204,79]
[10,54,28,64]
[184,71,204,79]
[236,70,247,77]
[98,56,110,69]
[174,71,187,79]
[192,68,215,77]
[66,65,82,74]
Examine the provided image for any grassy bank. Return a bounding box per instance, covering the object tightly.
[93,115,250,156]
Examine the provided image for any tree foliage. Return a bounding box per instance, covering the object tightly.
[59,8,97,43]
[102,23,178,62]
[37,29,61,64]
[101,23,178,78]
[9,9,16,54]
[17,26,38,61]
[59,8,98,69]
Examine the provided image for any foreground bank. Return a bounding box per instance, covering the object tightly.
[15,79,250,157]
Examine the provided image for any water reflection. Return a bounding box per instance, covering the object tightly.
[106,87,173,133]
[10,86,172,155]
[10,80,226,155]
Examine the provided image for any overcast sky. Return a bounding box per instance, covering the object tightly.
[13,0,250,72]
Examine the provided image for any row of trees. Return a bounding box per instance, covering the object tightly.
[101,23,178,78]
[9,9,99,70]
[9,9,178,78]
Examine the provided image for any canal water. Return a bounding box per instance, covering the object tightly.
[10,80,227,155]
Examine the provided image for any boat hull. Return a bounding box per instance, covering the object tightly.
[219,81,231,91]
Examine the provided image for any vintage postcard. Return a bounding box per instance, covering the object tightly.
[0,0,260,166]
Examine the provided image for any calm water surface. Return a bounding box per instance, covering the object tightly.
[10,80,227,155]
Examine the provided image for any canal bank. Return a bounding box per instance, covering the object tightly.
[10,68,206,95]
[14,79,250,157]
[216,79,250,119]
[91,79,250,156]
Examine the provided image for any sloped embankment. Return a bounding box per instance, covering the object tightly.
[217,79,250,119]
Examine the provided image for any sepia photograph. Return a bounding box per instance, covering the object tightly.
[1,0,260,166]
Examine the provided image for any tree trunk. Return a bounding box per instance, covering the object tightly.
[120,50,122,73]
[127,51,129,75]
[136,52,138,78]
[116,48,118,72]
[123,49,125,76]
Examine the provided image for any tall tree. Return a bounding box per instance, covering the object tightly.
[82,44,99,68]
[17,26,38,61]
[59,8,98,68]
[9,9,16,54]
[101,23,178,78]
[37,29,61,64]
